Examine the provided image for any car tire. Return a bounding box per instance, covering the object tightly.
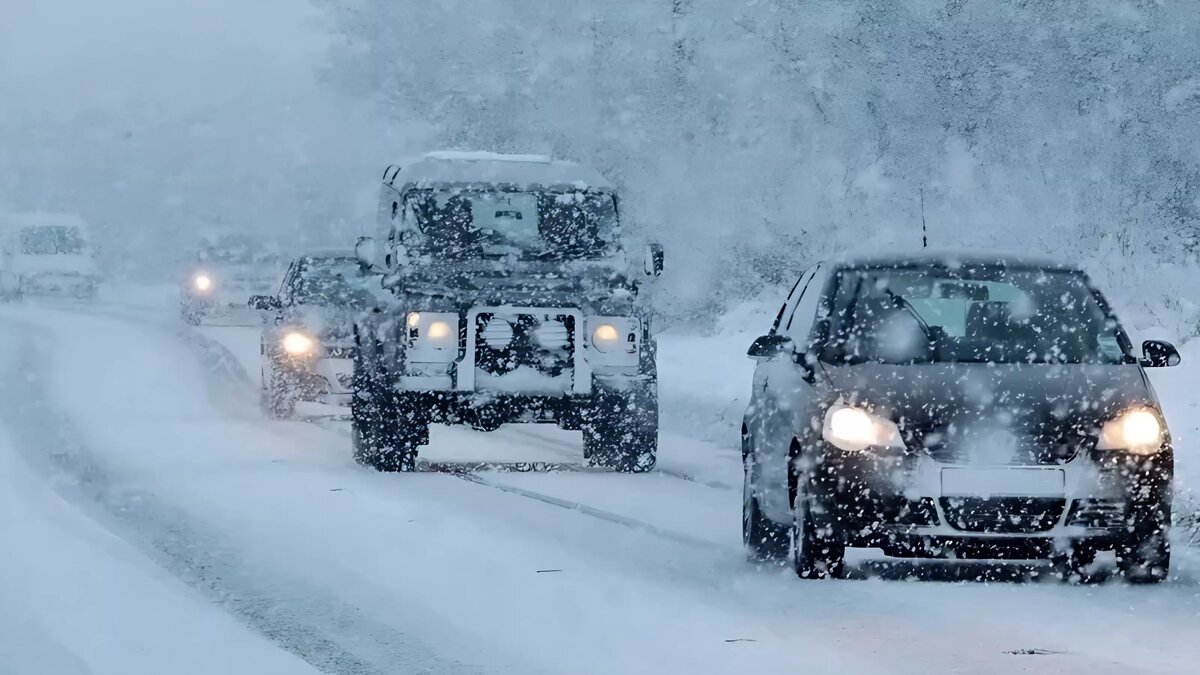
[584,387,658,473]
[791,480,846,580]
[350,351,422,472]
[262,360,297,420]
[1117,502,1171,584]
[743,448,789,563]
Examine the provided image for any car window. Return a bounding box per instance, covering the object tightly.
[772,265,815,334]
[783,263,827,346]
[822,265,1132,365]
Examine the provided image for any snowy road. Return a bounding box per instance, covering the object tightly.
[3,301,1200,674]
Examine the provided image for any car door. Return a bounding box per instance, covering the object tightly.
[758,262,830,521]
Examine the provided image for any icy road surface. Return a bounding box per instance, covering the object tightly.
[2,301,1199,674]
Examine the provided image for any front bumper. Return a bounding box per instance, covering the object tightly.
[806,444,1171,556]
[273,351,356,404]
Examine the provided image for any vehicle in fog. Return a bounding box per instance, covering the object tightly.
[181,233,284,324]
[351,151,664,472]
[0,212,101,300]
[250,251,385,418]
[742,253,1178,583]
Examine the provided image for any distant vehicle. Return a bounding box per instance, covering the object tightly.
[0,212,101,300]
[181,234,283,324]
[351,151,665,472]
[249,252,385,418]
[742,253,1178,583]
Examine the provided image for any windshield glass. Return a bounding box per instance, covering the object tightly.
[823,266,1131,365]
[404,189,618,259]
[20,226,86,255]
[293,257,381,307]
[199,235,279,266]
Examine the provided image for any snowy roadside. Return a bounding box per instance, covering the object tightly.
[0,331,316,675]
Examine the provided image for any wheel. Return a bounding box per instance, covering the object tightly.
[350,350,423,472]
[1117,502,1171,584]
[1050,542,1098,584]
[181,304,201,325]
[743,447,789,562]
[791,473,846,579]
[584,386,658,473]
[262,359,297,420]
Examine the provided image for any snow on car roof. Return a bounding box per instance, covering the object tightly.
[297,248,356,261]
[0,212,89,231]
[385,151,614,192]
[830,249,1081,272]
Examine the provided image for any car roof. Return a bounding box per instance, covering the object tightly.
[827,249,1083,273]
[384,151,615,192]
[295,249,355,261]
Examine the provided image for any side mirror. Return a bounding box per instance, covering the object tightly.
[644,243,664,278]
[355,236,379,270]
[248,295,282,311]
[747,334,794,361]
[1141,339,1181,368]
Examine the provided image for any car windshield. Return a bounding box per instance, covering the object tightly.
[823,265,1132,365]
[199,236,279,266]
[293,257,380,307]
[404,189,619,259]
[20,226,85,255]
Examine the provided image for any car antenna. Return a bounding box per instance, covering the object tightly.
[919,188,928,249]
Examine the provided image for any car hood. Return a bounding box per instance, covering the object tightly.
[821,362,1158,441]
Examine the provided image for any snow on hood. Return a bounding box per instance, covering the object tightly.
[821,361,1157,432]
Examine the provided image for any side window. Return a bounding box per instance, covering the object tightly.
[278,262,301,305]
[783,263,828,346]
[771,267,815,334]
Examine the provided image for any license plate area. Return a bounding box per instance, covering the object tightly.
[940,468,1065,498]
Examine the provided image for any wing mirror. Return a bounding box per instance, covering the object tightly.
[248,295,282,311]
[1141,339,1181,368]
[747,334,794,361]
[643,243,664,278]
[355,236,380,271]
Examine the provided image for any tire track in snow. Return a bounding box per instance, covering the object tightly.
[0,320,487,675]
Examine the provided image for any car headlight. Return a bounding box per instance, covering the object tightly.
[822,403,904,452]
[282,331,315,356]
[1097,408,1164,454]
[193,274,213,292]
[405,312,458,354]
[591,323,621,352]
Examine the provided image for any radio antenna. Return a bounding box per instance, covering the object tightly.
[919,188,928,249]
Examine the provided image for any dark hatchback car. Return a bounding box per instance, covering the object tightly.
[742,254,1179,583]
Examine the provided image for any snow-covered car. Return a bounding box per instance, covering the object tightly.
[250,252,384,418]
[742,253,1179,583]
[351,151,664,472]
[0,212,101,300]
[181,234,283,324]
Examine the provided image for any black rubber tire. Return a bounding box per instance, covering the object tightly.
[1050,542,1098,584]
[584,387,658,473]
[262,360,297,420]
[350,350,422,472]
[791,485,846,580]
[1117,502,1171,584]
[743,450,789,563]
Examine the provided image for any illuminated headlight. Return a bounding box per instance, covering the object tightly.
[282,331,315,356]
[1097,408,1165,454]
[822,403,904,452]
[406,312,459,353]
[193,274,213,292]
[589,317,638,354]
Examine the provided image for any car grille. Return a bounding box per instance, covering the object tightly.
[940,497,1066,534]
[474,312,576,377]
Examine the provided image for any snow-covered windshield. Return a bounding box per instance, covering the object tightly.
[19,226,86,255]
[824,266,1130,365]
[405,189,618,259]
[198,235,280,266]
[293,257,380,307]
